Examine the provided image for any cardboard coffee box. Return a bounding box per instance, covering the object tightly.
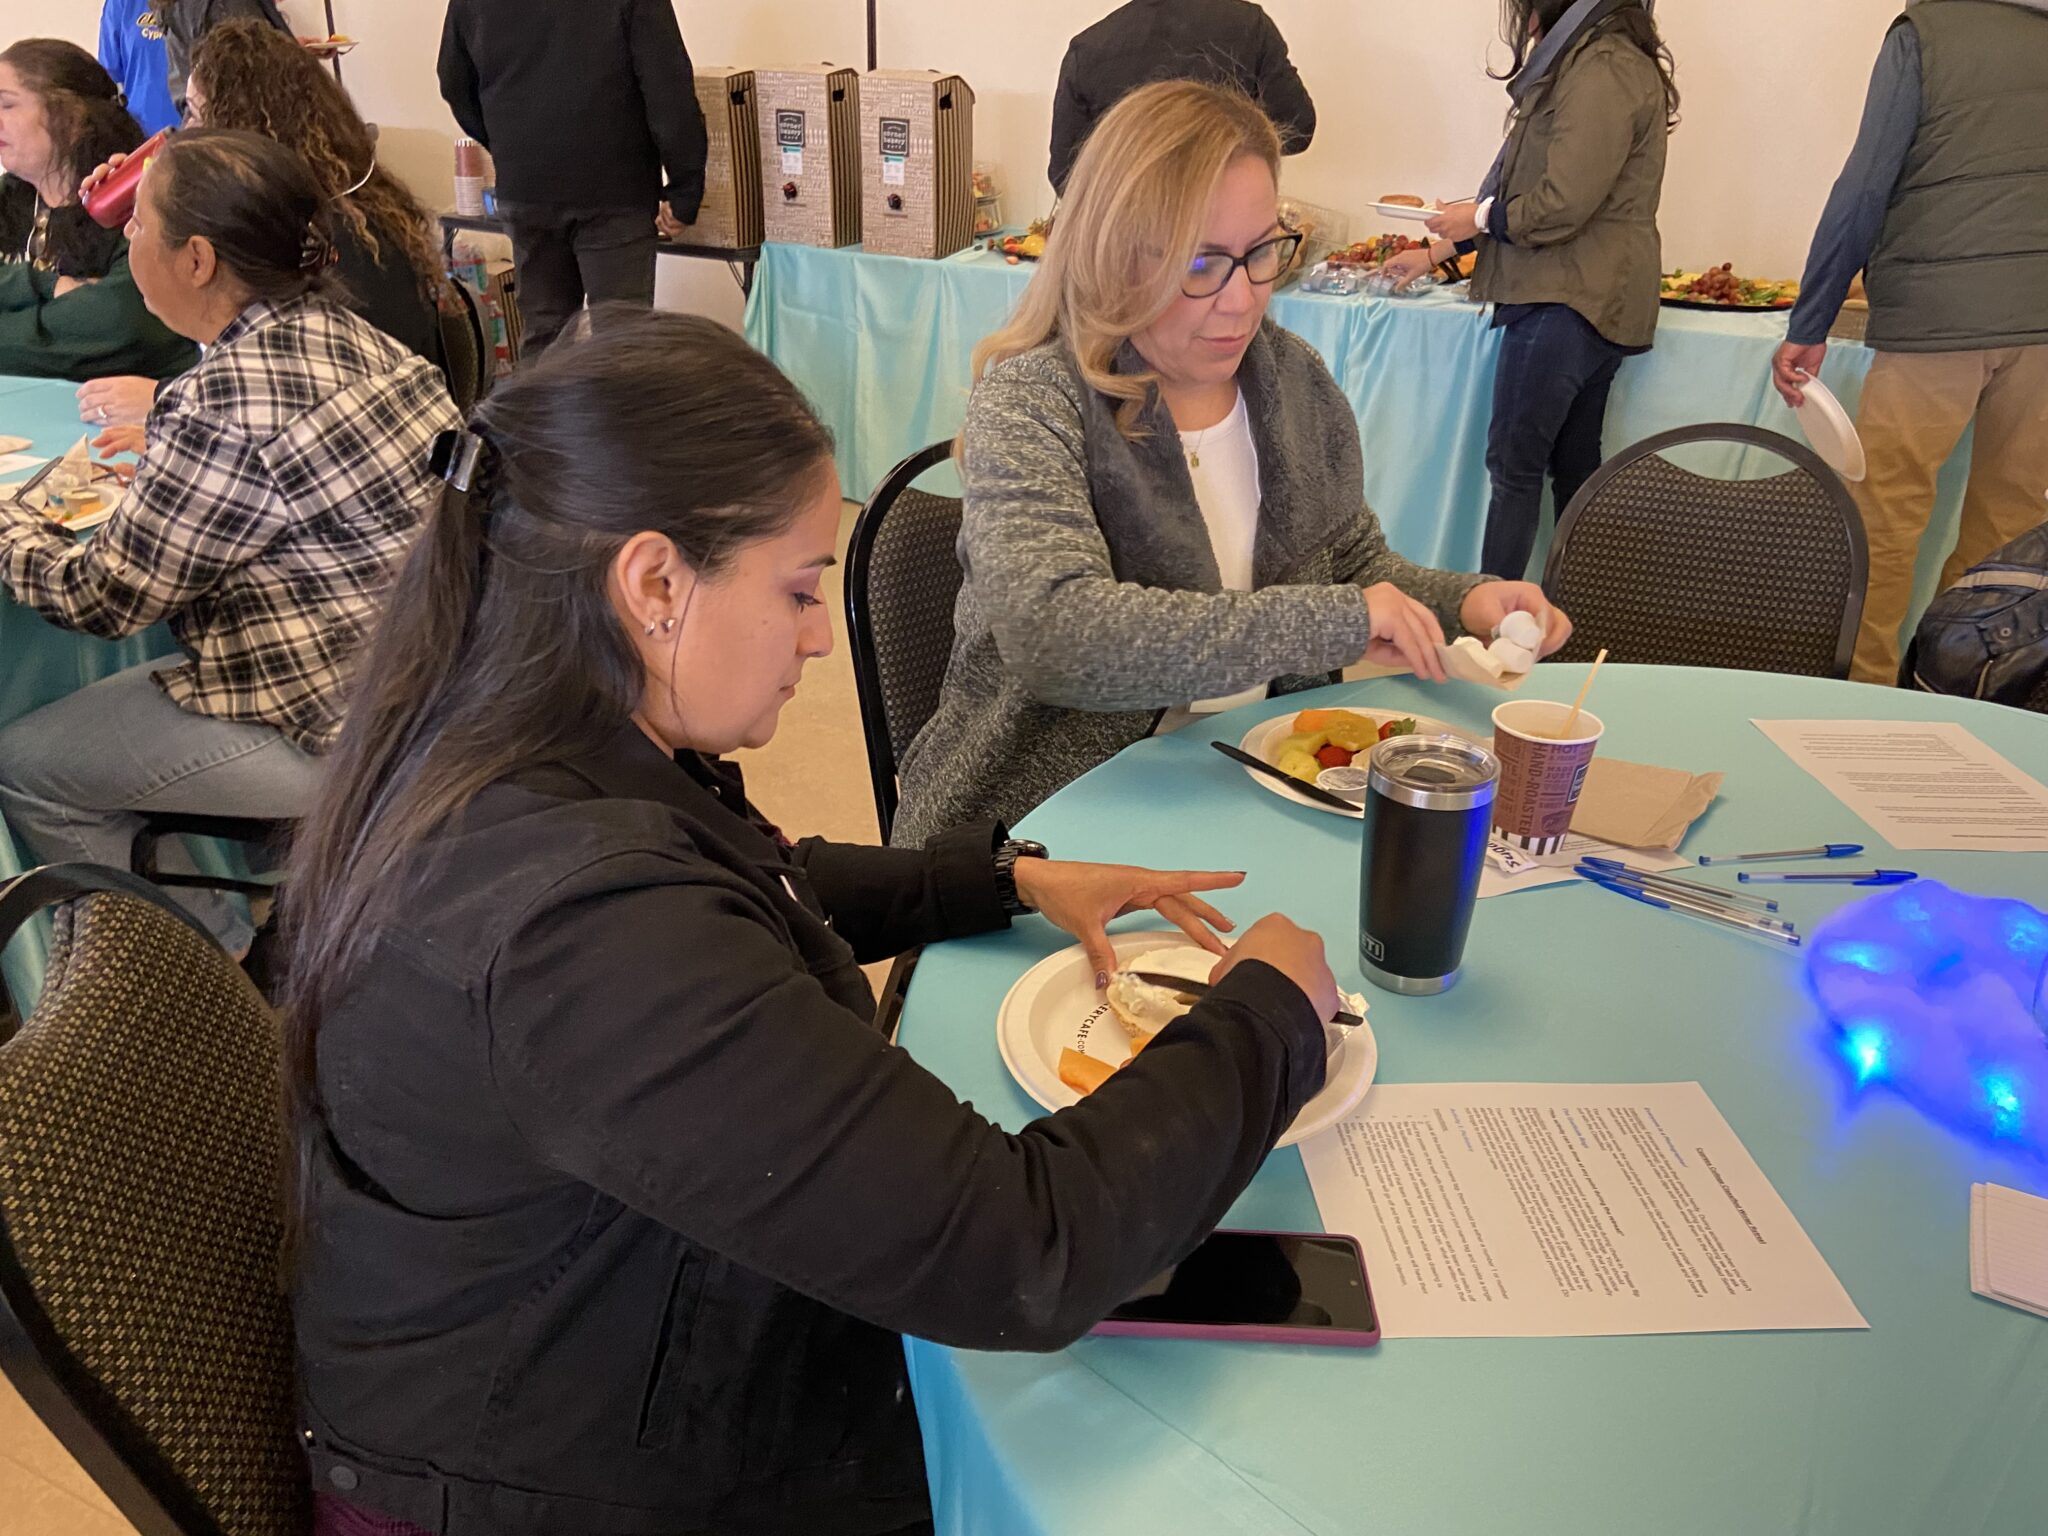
[677,67,763,249]
[860,70,976,259]
[757,65,861,248]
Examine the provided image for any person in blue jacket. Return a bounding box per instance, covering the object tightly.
[95,1,178,136]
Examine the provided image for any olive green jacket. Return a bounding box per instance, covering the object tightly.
[1469,27,1669,349]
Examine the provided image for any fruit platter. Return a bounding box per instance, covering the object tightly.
[986,220,1051,263]
[1660,263,1799,311]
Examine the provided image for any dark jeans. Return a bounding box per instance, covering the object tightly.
[1481,302,1631,580]
[498,201,659,358]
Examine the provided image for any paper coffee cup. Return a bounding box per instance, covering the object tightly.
[1491,700,1604,855]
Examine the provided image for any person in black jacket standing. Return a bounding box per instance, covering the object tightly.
[437,0,707,356]
[284,309,1341,1536]
[1049,0,1316,193]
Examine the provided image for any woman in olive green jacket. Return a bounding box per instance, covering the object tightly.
[0,41,196,382]
[1392,0,1677,580]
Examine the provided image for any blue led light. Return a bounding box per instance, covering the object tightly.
[1821,940,1902,975]
[1844,1027,1888,1086]
[1985,1075,2025,1138]
[1807,882,2048,1155]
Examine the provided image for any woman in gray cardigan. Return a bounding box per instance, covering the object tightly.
[894,81,1570,846]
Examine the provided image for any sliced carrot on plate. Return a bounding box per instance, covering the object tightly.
[1058,1048,1119,1096]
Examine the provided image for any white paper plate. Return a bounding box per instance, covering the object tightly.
[46,486,121,532]
[1235,707,1472,821]
[1793,374,1866,483]
[1367,201,1436,223]
[995,932,1377,1149]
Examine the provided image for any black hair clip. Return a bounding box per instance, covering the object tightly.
[429,428,497,495]
[299,222,336,273]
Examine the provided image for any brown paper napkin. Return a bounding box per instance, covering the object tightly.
[1569,757,1723,851]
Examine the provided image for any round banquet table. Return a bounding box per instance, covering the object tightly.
[894,663,2048,1536]
[0,375,226,1001]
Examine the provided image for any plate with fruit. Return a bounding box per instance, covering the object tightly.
[994,930,1377,1148]
[987,220,1051,263]
[1237,705,1475,820]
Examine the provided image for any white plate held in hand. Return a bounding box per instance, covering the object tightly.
[1792,374,1866,483]
[995,932,1377,1149]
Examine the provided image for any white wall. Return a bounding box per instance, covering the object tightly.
[888,0,1903,278]
[22,0,1904,292]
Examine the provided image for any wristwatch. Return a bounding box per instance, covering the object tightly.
[992,839,1049,916]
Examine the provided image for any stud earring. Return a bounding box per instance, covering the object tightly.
[643,621,657,637]
[661,617,677,634]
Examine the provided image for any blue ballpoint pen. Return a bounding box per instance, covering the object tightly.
[1585,875,1803,946]
[1578,857,1781,913]
[1580,870,1798,933]
[1736,869,1918,887]
[1696,843,1864,866]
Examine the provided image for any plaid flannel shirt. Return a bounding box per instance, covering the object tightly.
[0,296,457,753]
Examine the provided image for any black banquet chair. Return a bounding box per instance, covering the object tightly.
[843,442,964,1039]
[1541,424,1868,680]
[0,864,308,1535]
[437,278,491,413]
[844,440,965,843]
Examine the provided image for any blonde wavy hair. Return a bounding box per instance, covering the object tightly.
[973,80,1283,439]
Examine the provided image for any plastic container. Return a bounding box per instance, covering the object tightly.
[453,138,487,217]
[84,127,171,229]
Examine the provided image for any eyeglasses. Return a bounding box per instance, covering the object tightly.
[1181,232,1303,299]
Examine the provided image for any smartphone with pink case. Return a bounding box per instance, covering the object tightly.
[1088,1229,1380,1348]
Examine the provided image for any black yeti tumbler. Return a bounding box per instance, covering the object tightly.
[1358,734,1499,995]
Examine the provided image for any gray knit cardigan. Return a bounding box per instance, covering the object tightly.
[891,320,1487,847]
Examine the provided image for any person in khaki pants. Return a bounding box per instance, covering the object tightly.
[1774,0,2048,686]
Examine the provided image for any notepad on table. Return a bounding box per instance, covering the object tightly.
[1971,1183,2048,1319]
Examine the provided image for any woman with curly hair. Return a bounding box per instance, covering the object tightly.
[77,19,447,426]
[0,38,194,380]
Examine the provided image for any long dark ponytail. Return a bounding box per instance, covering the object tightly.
[1494,0,1681,129]
[279,308,836,1238]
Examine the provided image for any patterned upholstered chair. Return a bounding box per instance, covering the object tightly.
[1541,424,1868,680]
[0,865,308,1536]
[844,441,964,843]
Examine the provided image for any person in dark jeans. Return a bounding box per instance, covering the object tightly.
[1479,304,1633,577]
[1049,0,1315,194]
[437,0,706,357]
[1388,0,1678,578]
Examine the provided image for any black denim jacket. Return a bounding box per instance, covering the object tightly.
[294,726,1323,1534]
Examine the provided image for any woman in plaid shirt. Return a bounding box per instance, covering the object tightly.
[0,129,456,954]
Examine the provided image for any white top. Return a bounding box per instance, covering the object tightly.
[1155,390,1269,735]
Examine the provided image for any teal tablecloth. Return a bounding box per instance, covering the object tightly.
[896,664,2048,1536]
[744,242,1972,631]
[0,376,190,1001]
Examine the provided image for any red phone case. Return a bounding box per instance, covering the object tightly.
[1087,1230,1381,1348]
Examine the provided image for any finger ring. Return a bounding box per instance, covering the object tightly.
[97,407,108,423]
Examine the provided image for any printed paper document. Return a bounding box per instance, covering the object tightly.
[1752,719,2048,852]
[1302,1082,1866,1337]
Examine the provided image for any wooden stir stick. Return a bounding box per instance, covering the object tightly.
[1558,648,1608,738]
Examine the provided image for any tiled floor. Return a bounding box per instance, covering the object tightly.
[0,505,878,1534]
